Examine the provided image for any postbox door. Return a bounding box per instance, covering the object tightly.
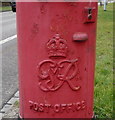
[17,2,98,118]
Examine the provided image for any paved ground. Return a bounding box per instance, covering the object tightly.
[0,11,18,109]
[1,91,19,119]
[1,11,17,39]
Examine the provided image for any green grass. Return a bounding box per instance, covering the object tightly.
[94,3,113,118]
[0,6,11,12]
[14,101,19,108]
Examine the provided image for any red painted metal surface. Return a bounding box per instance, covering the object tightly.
[16,2,98,118]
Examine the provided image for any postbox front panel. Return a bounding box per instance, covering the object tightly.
[17,2,97,118]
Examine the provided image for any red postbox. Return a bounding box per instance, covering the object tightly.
[17,1,98,118]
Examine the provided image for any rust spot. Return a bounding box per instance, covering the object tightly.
[69,2,77,7]
[32,23,39,34]
[40,4,47,14]
[30,23,39,40]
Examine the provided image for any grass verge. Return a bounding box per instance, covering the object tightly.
[94,3,113,118]
[0,6,11,12]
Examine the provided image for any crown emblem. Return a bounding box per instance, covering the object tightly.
[47,34,68,58]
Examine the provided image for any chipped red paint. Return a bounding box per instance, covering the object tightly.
[16,2,98,118]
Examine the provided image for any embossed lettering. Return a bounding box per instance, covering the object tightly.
[60,104,67,113]
[29,100,86,113]
[34,103,39,111]
[66,103,74,113]
[76,102,81,111]
[44,104,51,113]
[29,101,34,109]
[54,104,60,113]
[39,103,44,112]
[81,100,86,109]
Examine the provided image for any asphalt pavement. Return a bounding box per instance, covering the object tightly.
[1,11,17,39]
[0,11,18,109]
